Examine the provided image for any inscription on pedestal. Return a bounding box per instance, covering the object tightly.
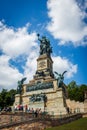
[26,82,53,92]
[38,60,47,70]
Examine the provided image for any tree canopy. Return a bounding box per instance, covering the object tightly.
[67,81,87,102]
[0,89,16,109]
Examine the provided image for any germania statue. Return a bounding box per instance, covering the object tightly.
[37,34,52,56]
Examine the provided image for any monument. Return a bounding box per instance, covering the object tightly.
[14,34,68,115]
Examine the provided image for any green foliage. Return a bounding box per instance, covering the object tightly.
[0,89,16,109]
[67,81,87,102]
[46,117,87,130]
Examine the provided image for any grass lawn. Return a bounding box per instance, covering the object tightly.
[46,117,87,130]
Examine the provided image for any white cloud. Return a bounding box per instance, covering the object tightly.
[0,55,23,90]
[47,0,87,46]
[0,21,77,90]
[23,51,38,83]
[0,21,38,58]
[53,56,77,78]
[0,21,39,90]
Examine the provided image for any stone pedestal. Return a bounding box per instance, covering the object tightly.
[15,79,68,115]
[15,94,21,105]
[45,88,67,115]
[29,101,45,111]
[34,54,54,80]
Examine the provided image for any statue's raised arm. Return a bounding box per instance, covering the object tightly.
[37,33,42,42]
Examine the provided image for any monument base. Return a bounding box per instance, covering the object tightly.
[15,94,21,105]
[14,52,68,116]
[29,101,45,111]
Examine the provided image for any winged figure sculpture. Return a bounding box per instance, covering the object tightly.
[54,71,67,87]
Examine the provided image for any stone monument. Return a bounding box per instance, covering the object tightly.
[14,34,68,115]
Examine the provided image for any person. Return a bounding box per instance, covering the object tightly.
[32,108,35,118]
[27,106,30,113]
[25,105,27,112]
[35,109,38,118]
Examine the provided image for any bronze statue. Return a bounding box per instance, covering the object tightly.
[54,71,67,87]
[29,93,47,102]
[36,70,44,77]
[17,77,27,94]
[37,34,52,56]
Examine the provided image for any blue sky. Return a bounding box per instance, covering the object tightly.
[0,0,87,90]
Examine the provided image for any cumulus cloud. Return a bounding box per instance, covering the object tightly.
[23,50,39,83]
[0,21,39,90]
[0,21,77,90]
[53,56,77,78]
[47,0,87,46]
[0,55,23,90]
[0,21,38,58]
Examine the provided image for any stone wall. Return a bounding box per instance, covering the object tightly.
[46,89,67,115]
[66,99,84,113]
[84,99,87,112]
[1,114,82,130]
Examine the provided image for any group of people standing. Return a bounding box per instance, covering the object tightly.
[14,104,42,117]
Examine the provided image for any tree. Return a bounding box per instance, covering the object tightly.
[67,81,87,102]
[0,89,16,109]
